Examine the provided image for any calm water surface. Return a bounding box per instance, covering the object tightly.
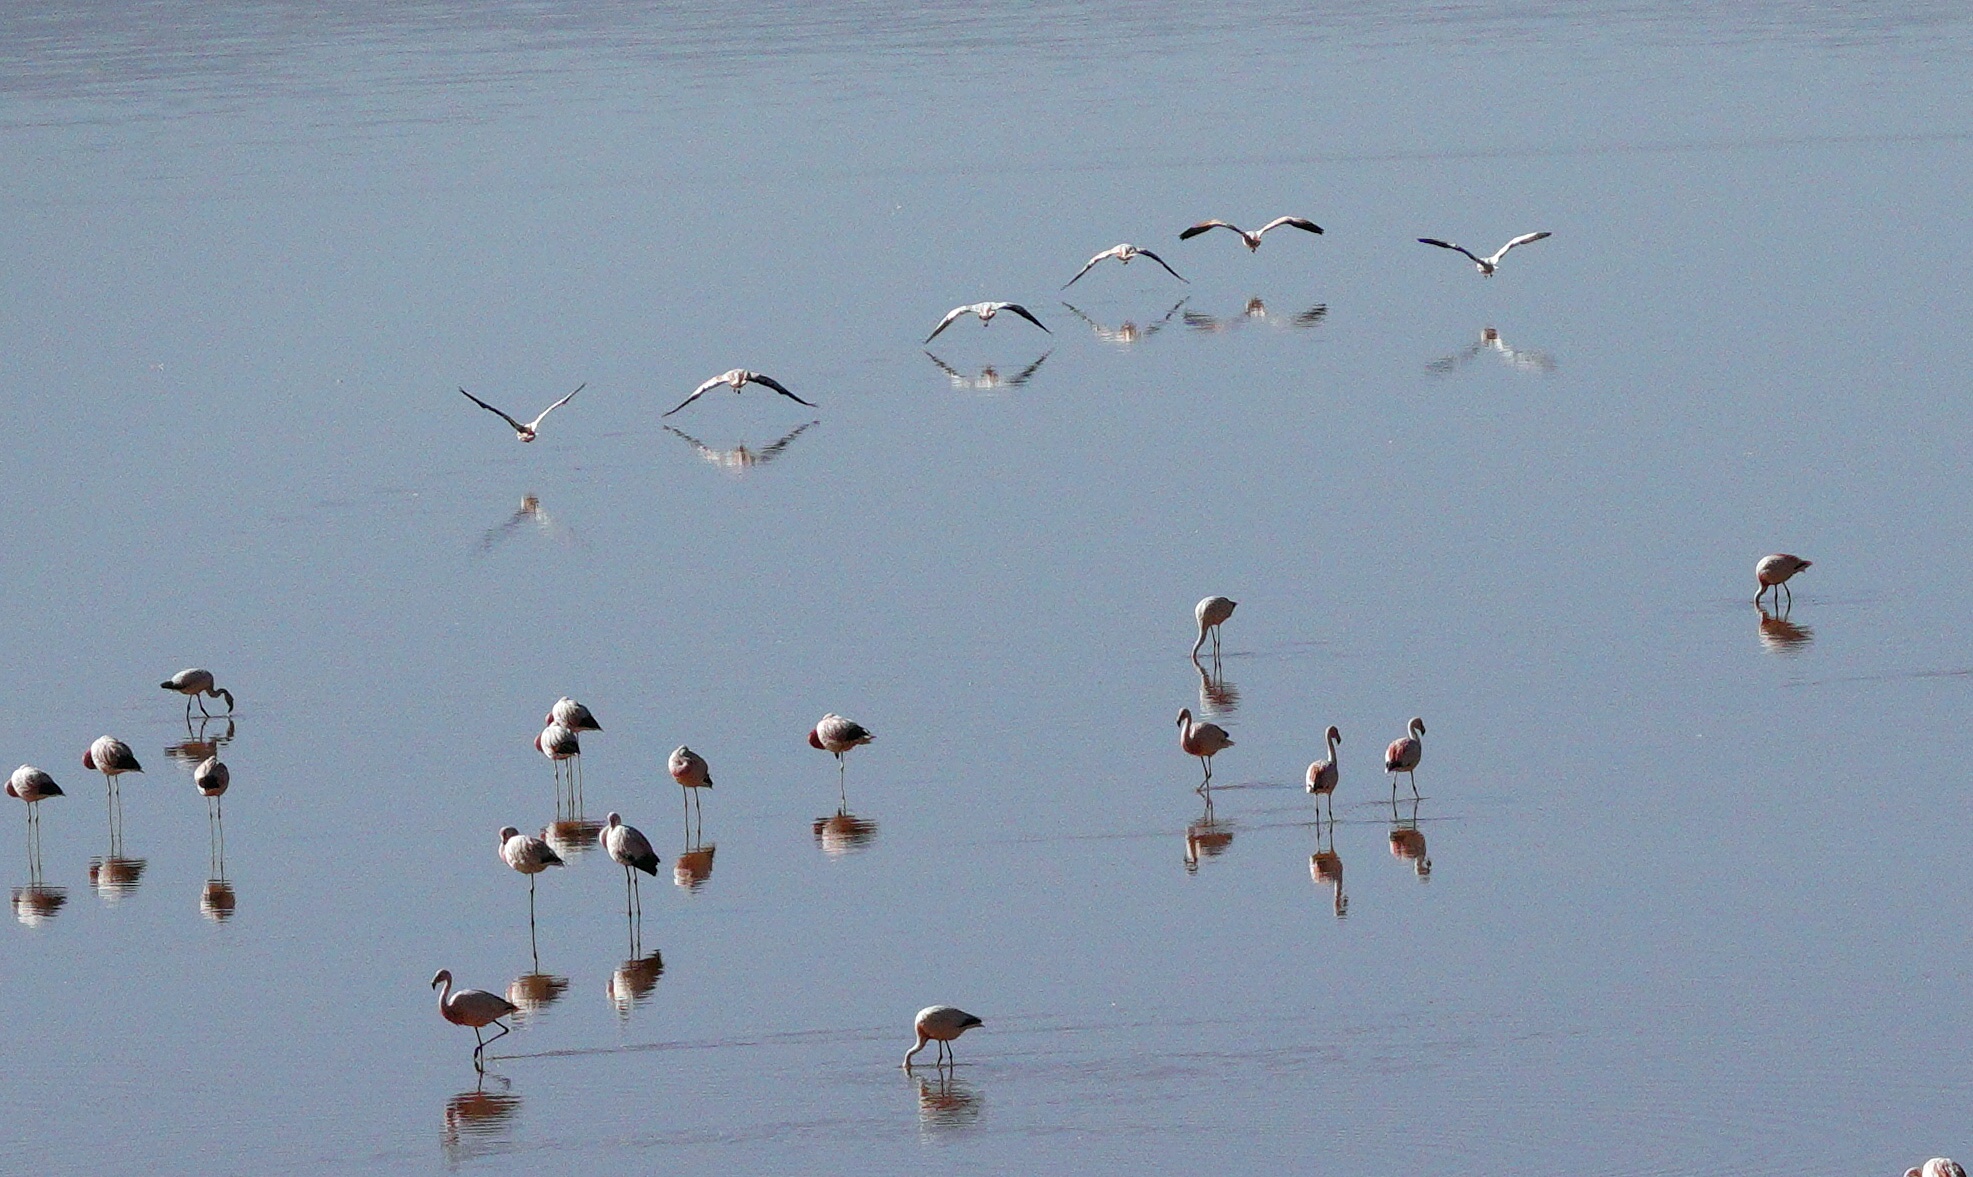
[2,3,1970,1174]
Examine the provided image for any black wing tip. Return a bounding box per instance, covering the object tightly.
[1178,225,1209,239]
[1418,238,1450,247]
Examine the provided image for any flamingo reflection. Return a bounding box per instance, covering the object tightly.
[1310,819,1347,918]
[607,949,666,1019]
[200,877,236,922]
[83,736,142,845]
[914,1070,984,1135]
[1757,605,1814,654]
[89,853,147,901]
[1426,326,1556,375]
[542,817,604,864]
[1194,657,1239,718]
[924,351,1052,390]
[1388,796,1432,881]
[1182,297,1327,333]
[164,715,234,771]
[443,1074,521,1164]
[1183,794,1233,874]
[506,970,571,1023]
[12,881,67,926]
[675,839,715,893]
[478,493,577,553]
[813,807,878,857]
[664,419,819,473]
[1060,300,1185,345]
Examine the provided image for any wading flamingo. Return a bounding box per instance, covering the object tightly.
[1305,725,1341,822]
[600,812,660,920]
[83,736,142,829]
[1177,708,1233,787]
[546,697,601,733]
[902,1005,984,1068]
[1179,216,1323,251]
[194,755,229,817]
[459,384,584,442]
[1385,717,1426,799]
[1754,553,1812,607]
[667,745,713,822]
[535,723,582,800]
[431,969,520,1070]
[499,826,564,939]
[924,301,1051,344]
[161,668,234,719]
[1417,231,1550,277]
[6,766,62,841]
[1906,1161,1966,1177]
[809,714,873,799]
[1192,596,1237,660]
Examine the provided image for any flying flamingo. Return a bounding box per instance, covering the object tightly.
[1179,216,1324,251]
[161,668,233,719]
[499,825,564,938]
[458,384,584,442]
[1906,1161,1967,1177]
[1063,243,1187,288]
[1305,725,1341,822]
[1754,553,1812,607]
[1385,717,1426,799]
[667,745,713,822]
[924,301,1052,344]
[600,812,660,920]
[663,369,815,417]
[809,713,874,799]
[1177,707,1233,788]
[545,697,602,733]
[431,969,520,1071]
[902,1005,985,1068]
[82,736,143,828]
[1192,596,1237,660]
[1417,231,1551,277]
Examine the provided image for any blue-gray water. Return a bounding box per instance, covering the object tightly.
[2,3,1969,1173]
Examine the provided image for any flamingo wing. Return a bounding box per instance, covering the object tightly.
[663,375,727,417]
[1259,216,1323,236]
[1418,239,1483,265]
[459,388,529,435]
[1000,303,1051,333]
[525,382,585,430]
[745,373,816,407]
[1491,231,1551,262]
[1062,250,1113,289]
[924,305,971,344]
[1179,220,1241,241]
[1134,247,1188,283]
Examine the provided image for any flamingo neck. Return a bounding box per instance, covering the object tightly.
[903,1033,929,1067]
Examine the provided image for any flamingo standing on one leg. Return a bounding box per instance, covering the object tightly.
[1177,708,1233,789]
[902,1005,985,1068]
[809,714,873,802]
[1192,596,1236,661]
[1305,725,1341,823]
[1754,553,1812,608]
[546,697,601,733]
[600,812,660,922]
[6,766,63,851]
[160,668,234,720]
[1385,717,1425,799]
[499,826,564,954]
[535,723,582,809]
[431,969,520,1071]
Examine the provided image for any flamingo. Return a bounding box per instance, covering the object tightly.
[1417,231,1551,277]
[1179,216,1323,251]
[6,766,62,836]
[161,668,233,719]
[82,736,142,829]
[1385,717,1425,799]
[1177,708,1233,787]
[1063,243,1187,288]
[1192,595,1237,660]
[535,723,582,798]
[923,301,1051,344]
[809,713,874,798]
[194,755,229,818]
[600,812,660,920]
[431,969,521,1070]
[1907,1161,1967,1177]
[663,369,814,417]
[902,1005,985,1068]
[667,745,713,821]
[545,697,601,732]
[499,825,564,934]
[1754,553,1812,607]
[1305,725,1341,822]
[458,385,583,442]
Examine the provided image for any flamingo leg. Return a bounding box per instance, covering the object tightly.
[1410,771,1420,800]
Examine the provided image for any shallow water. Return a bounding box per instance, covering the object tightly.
[2,3,1970,1174]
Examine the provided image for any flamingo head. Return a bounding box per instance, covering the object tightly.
[1244,236,1261,252]
[82,749,95,770]
[517,428,538,442]
[1175,708,1193,728]
[808,729,825,750]
[498,826,520,845]
[533,732,545,752]
[431,969,452,989]
[1409,717,1426,737]
[1326,725,1341,744]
